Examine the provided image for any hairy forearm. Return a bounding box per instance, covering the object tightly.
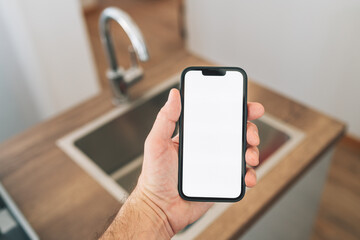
[100,188,174,240]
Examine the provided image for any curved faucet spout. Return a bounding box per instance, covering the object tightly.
[99,7,149,103]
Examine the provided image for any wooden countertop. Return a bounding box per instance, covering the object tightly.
[0,51,345,239]
[0,1,345,239]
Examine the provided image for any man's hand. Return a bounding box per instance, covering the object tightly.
[101,89,264,239]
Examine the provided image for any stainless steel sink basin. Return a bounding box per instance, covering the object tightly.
[57,73,305,239]
[74,82,177,194]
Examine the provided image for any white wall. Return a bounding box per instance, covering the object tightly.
[186,0,360,138]
[0,0,100,142]
[0,16,41,142]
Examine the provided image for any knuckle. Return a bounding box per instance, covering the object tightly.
[157,106,167,119]
[247,122,258,132]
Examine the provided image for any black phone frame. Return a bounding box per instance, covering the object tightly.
[178,66,248,202]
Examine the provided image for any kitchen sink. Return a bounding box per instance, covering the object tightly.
[57,73,305,239]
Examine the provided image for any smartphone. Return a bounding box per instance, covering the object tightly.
[178,66,247,202]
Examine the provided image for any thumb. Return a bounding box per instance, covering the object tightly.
[148,88,181,141]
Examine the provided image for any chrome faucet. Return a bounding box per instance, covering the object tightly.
[99,7,149,104]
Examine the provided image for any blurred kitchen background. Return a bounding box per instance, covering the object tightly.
[0,0,359,239]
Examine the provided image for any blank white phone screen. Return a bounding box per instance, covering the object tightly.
[182,70,244,198]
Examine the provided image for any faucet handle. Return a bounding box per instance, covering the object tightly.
[128,46,139,68]
[122,45,144,86]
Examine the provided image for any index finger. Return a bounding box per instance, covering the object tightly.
[247,102,265,120]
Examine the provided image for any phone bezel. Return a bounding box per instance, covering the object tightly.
[178,66,248,202]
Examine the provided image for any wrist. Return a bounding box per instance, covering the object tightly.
[132,187,174,239]
[101,187,174,240]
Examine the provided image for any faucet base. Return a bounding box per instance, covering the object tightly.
[112,96,129,106]
[107,67,144,105]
